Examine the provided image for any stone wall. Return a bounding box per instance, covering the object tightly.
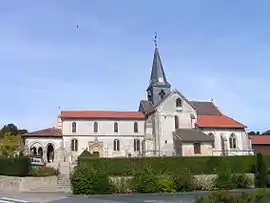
[0,176,58,193]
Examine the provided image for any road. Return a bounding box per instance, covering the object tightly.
[0,189,261,203]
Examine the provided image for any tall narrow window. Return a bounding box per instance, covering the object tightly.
[208,133,215,148]
[72,122,76,133]
[134,122,138,133]
[134,139,140,151]
[194,143,201,154]
[174,115,179,129]
[113,139,120,151]
[176,98,182,107]
[71,139,78,151]
[94,122,98,133]
[229,133,237,149]
[114,122,118,133]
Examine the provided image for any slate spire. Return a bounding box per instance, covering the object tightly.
[146,34,171,105]
[148,47,171,88]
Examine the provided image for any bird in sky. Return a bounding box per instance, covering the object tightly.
[76,25,79,28]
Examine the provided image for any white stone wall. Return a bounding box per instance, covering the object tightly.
[62,135,144,160]
[62,119,144,136]
[181,142,213,156]
[153,92,197,156]
[201,128,253,156]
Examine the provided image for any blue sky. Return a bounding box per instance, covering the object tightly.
[0,0,269,132]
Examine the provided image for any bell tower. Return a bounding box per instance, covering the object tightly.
[146,33,171,105]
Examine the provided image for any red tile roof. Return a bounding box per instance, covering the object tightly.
[249,136,270,145]
[22,127,61,137]
[196,115,246,128]
[61,110,145,119]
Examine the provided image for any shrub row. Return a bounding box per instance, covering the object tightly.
[70,164,253,195]
[196,189,270,203]
[78,155,268,176]
[0,155,30,176]
[0,155,58,177]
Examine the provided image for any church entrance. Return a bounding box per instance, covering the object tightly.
[47,144,54,162]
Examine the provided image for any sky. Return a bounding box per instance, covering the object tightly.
[0,0,270,132]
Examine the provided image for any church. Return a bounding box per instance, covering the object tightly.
[22,44,254,163]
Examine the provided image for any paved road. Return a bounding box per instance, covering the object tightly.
[0,192,203,203]
[0,189,262,203]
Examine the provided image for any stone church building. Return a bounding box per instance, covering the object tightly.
[22,45,254,163]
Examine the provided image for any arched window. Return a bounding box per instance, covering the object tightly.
[208,133,215,148]
[72,122,77,133]
[71,139,78,151]
[37,147,43,156]
[94,122,98,133]
[134,139,140,151]
[114,122,118,133]
[30,147,37,156]
[174,115,179,129]
[134,122,138,133]
[176,98,182,107]
[113,139,120,151]
[229,133,237,149]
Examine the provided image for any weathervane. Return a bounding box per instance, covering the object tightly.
[153,32,158,47]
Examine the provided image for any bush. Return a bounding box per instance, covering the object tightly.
[0,156,30,176]
[78,150,92,158]
[255,153,268,188]
[172,172,196,192]
[231,173,252,189]
[131,166,176,193]
[71,165,114,195]
[78,156,258,176]
[195,189,270,203]
[29,167,59,177]
[214,169,252,190]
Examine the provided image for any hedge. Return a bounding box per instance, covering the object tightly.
[78,156,270,176]
[0,156,31,176]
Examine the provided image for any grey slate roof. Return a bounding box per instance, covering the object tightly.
[139,100,155,115]
[190,101,222,115]
[173,129,213,142]
[148,47,171,89]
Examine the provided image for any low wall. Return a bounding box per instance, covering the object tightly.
[0,176,58,193]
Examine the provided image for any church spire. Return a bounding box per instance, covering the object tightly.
[146,33,171,105]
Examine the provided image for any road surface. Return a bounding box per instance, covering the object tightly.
[0,189,261,203]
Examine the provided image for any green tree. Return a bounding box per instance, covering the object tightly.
[0,133,21,157]
[262,130,270,135]
[255,153,268,188]
[0,123,28,136]
[248,131,261,135]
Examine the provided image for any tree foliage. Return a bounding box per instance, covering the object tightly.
[0,123,27,136]
[247,131,261,135]
[0,133,21,157]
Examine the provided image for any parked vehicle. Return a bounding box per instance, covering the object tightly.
[29,156,47,168]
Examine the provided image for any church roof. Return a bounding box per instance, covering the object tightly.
[173,129,213,142]
[139,100,155,115]
[196,115,246,128]
[190,101,222,115]
[22,127,61,137]
[147,47,171,89]
[249,136,270,145]
[61,110,145,119]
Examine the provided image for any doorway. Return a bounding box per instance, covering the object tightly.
[47,144,54,162]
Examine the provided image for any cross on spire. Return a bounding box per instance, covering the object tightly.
[153,32,158,48]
